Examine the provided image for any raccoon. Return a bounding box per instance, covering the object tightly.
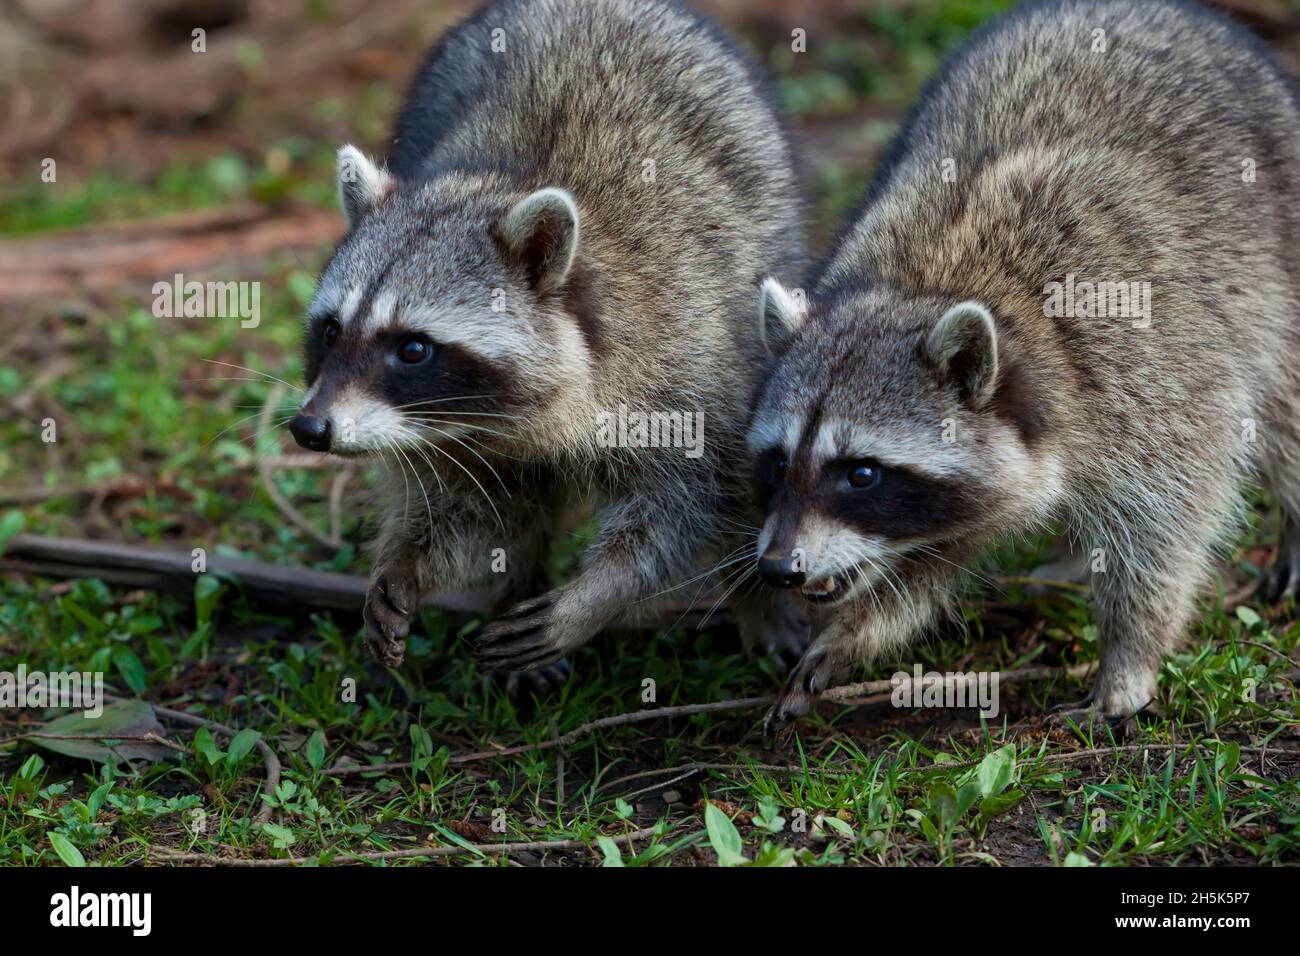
[749,0,1300,728]
[289,0,809,676]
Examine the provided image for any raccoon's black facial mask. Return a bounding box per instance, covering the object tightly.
[753,448,788,512]
[755,446,975,542]
[303,312,509,419]
[823,460,975,540]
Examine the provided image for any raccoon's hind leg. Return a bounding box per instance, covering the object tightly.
[1257,429,1300,603]
[1069,494,1234,723]
[1263,515,1300,603]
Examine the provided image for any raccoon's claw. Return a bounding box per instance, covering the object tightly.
[1046,695,1146,739]
[485,659,572,699]
[473,594,571,672]
[763,646,834,735]
[363,574,417,667]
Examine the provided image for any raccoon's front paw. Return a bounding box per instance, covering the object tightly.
[363,573,419,667]
[763,644,839,735]
[471,590,585,672]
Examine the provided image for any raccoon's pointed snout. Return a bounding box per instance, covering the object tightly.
[290,414,332,452]
[758,553,805,589]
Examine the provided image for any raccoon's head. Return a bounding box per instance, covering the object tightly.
[290,145,594,457]
[746,277,1056,605]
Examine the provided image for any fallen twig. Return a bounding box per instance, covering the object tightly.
[104,694,282,826]
[0,533,716,618]
[256,382,341,550]
[147,824,673,866]
[0,533,370,611]
[0,731,186,754]
[325,663,1098,777]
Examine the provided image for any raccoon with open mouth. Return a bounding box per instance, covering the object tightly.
[289,0,809,680]
[749,0,1300,729]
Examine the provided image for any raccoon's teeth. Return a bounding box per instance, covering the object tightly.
[804,578,835,595]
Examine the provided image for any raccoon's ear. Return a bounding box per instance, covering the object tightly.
[757,277,807,356]
[336,144,395,228]
[926,300,998,405]
[500,188,580,295]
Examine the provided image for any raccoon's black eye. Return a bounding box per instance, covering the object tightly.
[398,336,432,364]
[772,456,788,481]
[322,320,340,349]
[848,463,882,489]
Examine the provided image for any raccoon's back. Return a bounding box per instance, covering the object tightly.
[832,0,1300,397]
[386,0,797,235]
[386,0,803,421]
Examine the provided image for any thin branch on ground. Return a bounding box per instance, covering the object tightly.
[256,382,341,550]
[104,694,282,825]
[325,662,1097,777]
[147,824,674,866]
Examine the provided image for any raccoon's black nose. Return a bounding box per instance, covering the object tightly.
[759,555,805,589]
[290,414,331,452]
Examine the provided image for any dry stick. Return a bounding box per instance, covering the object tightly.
[608,738,1300,800]
[148,824,671,867]
[145,743,1300,866]
[0,534,370,610]
[0,731,187,755]
[327,466,353,546]
[256,382,341,551]
[104,694,281,826]
[325,663,1096,777]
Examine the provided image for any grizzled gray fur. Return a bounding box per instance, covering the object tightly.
[290,0,808,677]
[751,0,1300,728]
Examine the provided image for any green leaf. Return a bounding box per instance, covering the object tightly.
[0,509,25,553]
[1235,606,1261,629]
[704,802,748,867]
[753,795,786,833]
[975,744,1016,797]
[306,731,326,771]
[976,790,1025,828]
[111,646,147,694]
[24,700,175,764]
[194,574,224,629]
[262,822,297,850]
[955,781,982,818]
[18,753,44,779]
[822,815,855,839]
[1064,851,1094,867]
[929,783,960,828]
[48,832,86,867]
[226,729,262,764]
[193,726,224,766]
[1215,741,1240,778]
[409,724,433,759]
[87,781,113,821]
[429,823,486,858]
[751,843,797,867]
[596,836,624,867]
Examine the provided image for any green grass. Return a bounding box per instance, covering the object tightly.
[0,0,1297,868]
